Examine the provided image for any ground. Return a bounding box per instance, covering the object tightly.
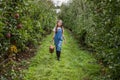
[23,29,101,80]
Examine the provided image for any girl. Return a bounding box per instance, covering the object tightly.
[53,20,65,61]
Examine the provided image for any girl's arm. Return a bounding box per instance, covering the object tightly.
[53,31,55,40]
[62,28,66,42]
[52,27,56,40]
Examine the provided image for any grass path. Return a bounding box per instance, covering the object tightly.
[23,29,101,80]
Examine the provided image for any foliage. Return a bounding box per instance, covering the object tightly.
[59,0,120,79]
[0,0,56,79]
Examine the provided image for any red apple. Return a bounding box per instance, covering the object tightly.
[15,13,19,19]
[17,23,22,29]
[6,33,11,38]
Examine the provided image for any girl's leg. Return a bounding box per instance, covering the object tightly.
[56,50,59,60]
[56,41,62,61]
[56,50,60,61]
[57,51,61,61]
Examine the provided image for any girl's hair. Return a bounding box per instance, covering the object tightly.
[55,20,64,33]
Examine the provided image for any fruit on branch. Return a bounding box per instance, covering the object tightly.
[17,23,22,29]
[15,13,19,19]
[6,33,11,38]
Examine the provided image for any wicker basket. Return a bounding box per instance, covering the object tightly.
[49,45,54,53]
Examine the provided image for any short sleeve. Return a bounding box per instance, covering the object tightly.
[53,27,56,32]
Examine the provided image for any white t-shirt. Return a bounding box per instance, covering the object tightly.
[53,27,56,32]
[53,27,61,32]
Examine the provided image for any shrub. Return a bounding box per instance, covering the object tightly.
[59,0,120,79]
[0,0,56,79]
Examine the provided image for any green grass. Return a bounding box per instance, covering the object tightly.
[23,29,101,80]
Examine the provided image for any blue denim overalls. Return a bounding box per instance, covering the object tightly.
[54,27,63,51]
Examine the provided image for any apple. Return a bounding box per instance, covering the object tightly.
[6,33,11,38]
[17,23,22,29]
[15,13,19,19]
